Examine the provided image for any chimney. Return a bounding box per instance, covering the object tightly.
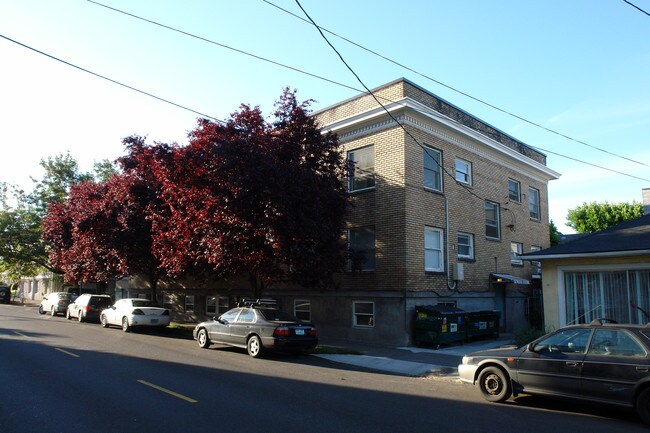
[644,188,650,215]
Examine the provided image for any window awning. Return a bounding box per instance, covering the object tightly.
[491,273,530,285]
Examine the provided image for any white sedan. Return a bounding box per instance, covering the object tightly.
[100,298,171,332]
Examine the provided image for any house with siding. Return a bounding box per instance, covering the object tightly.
[524,199,650,331]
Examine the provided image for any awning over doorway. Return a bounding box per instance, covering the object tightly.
[491,273,530,285]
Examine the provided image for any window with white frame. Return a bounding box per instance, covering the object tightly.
[353,301,374,327]
[294,300,311,322]
[424,146,442,192]
[530,245,541,272]
[347,146,375,192]
[424,226,444,272]
[511,242,523,265]
[485,201,501,239]
[564,269,650,325]
[217,296,230,315]
[508,179,521,203]
[185,295,195,313]
[529,187,541,220]
[455,159,472,185]
[348,227,376,271]
[457,232,474,260]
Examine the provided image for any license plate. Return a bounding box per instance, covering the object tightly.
[295,329,305,335]
[151,319,158,324]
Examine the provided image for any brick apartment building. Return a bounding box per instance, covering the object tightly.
[24,78,559,347]
[294,78,560,346]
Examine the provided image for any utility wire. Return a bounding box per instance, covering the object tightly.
[87,0,361,94]
[623,0,650,16]
[293,0,486,202]
[0,34,222,123]
[88,0,650,183]
[265,0,650,170]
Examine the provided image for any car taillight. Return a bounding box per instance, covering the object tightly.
[132,309,145,315]
[85,305,91,311]
[308,328,317,336]
[273,327,291,337]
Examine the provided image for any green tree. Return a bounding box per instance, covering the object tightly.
[549,219,561,246]
[566,201,644,234]
[0,153,107,279]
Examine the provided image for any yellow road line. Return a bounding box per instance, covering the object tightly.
[55,348,80,358]
[137,380,198,403]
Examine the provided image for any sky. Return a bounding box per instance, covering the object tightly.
[1,0,649,234]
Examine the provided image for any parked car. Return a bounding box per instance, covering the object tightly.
[67,294,113,322]
[458,319,650,424]
[0,286,10,304]
[193,300,318,358]
[100,298,170,332]
[38,292,73,316]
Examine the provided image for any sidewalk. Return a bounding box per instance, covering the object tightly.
[314,336,515,378]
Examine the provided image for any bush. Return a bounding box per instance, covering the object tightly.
[514,326,545,347]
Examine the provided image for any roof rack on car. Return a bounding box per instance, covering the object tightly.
[237,298,278,308]
[589,318,618,326]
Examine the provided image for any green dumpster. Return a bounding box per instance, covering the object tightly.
[465,310,500,342]
[414,305,466,348]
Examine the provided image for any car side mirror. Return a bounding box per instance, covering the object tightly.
[527,343,537,353]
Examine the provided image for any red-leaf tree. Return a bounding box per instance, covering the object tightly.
[43,144,167,298]
[150,88,348,296]
[43,88,348,298]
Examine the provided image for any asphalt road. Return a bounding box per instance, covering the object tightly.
[1,304,647,433]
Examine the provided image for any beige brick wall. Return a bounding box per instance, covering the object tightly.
[318,79,554,297]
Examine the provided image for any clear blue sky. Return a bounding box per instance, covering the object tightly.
[1,0,649,233]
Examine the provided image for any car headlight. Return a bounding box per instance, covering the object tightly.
[462,355,474,365]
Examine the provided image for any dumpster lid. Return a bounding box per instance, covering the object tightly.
[416,305,465,314]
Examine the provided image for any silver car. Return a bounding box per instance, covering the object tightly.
[38,292,72,316]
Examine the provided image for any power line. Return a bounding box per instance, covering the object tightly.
[0,34,222,123]
[86,0,362,94]
[294,0,650,196]
[87,0,650,183]
[264,0,650,170]
[293,0,486,203]
[623,0,650,16]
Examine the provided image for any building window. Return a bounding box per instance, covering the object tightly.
[485,201,501,239]
[348,227,376,271]
[353,301,374,327]
[530,245,541,272]
[455,159,472,185]
[424,145,442,192]
[564,269,650,325]
[185,295,195,313]
[457,233,474,260]
[529,187,541,220]
[424,226,444,272]
[162,294,172,310]
[511,242,523,265]
[347,146,375,192]
[508,179,521,203]
[294,300,311,322]
[206,296,229,315]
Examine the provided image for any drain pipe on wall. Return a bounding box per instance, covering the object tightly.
[445,198,457,291]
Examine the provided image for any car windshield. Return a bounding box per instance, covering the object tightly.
[258,309,301,322]
[58,293,72,300]
[131,299,153,307]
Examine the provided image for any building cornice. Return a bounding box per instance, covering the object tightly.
[320,97,560,182]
